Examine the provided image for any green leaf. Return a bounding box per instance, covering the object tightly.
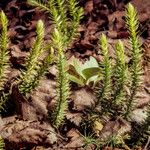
[82,56,100,80]
[68,56,100,86]
[68,74,85,86]
[82,56,99,70]
[82,67,100,80]
[72,57,84,78]
[86,75,100,86]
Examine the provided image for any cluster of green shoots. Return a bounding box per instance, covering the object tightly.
[0,0,149,149]
[27,0,83,128]
[83,3,149,149]
[96,3,141,118]
[0,0,83,130]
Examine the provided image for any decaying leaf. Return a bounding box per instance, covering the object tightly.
[71,88,96,111]
[0,119,57,147]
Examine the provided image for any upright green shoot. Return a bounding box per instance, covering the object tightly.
[124,3,142,118]
[0,11,9,115]
[0,136,4,150]
[112,40,127,114]
[0,11,9,91]
[19,20,45,95]
[96,34,112,115]
[67,0,84,45]
[50,28,70,128]
[28,0,83,48]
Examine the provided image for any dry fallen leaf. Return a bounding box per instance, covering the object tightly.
[71,88,96,111]
[0,120,57,147]
[65,128,84,149]
[66,112,82,126]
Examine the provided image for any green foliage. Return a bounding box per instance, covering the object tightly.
[28,0,83,128]
[50,28,70,128]
[82,123,130,150]
[0,92,9,113]
[0,1,144,149]
[52,52,70,128]
[0,11,9,114]
[96,34,112,115]
[124,3,142,119]
[113,41,127,104]
[94,3,142,119]
[112,40,128,115]
[68,56,100,86]
[19,20,54,96]
[0,137,4,150]
[67,0,84,45]
[28,0,84,48]
[83,3,143,149]
[28,0,50,13]
[0,11,9,91]
[83,134,102,150]
[49,27,70,128]
[19,20,45,95]
[103,133,130,150]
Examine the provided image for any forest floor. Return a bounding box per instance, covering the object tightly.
[0,0,150,150]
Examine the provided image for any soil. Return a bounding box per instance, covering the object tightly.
[0,0,150,150]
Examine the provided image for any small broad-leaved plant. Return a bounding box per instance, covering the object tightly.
[68,56,101,87]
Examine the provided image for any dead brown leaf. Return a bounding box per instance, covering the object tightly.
[71,88,96,111]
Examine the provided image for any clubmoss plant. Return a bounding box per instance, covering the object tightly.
[51,30,70,127]
[28,0,83,48]
[124,3,142,119]
[67,0,84,45]
[112,40,128,115]
[28,0,83,128]
[19,20,45,95]
[0,136,4,150]
[50,28,70,128]
[19,20,54,96]
[0,11,10,117]
[95,3,142,119]
[113,41,127,104]
[96,33,112,115]
[0,11,9,91]
[83,135,102,150]
[86,3,143,149]
[103,133,130,150]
